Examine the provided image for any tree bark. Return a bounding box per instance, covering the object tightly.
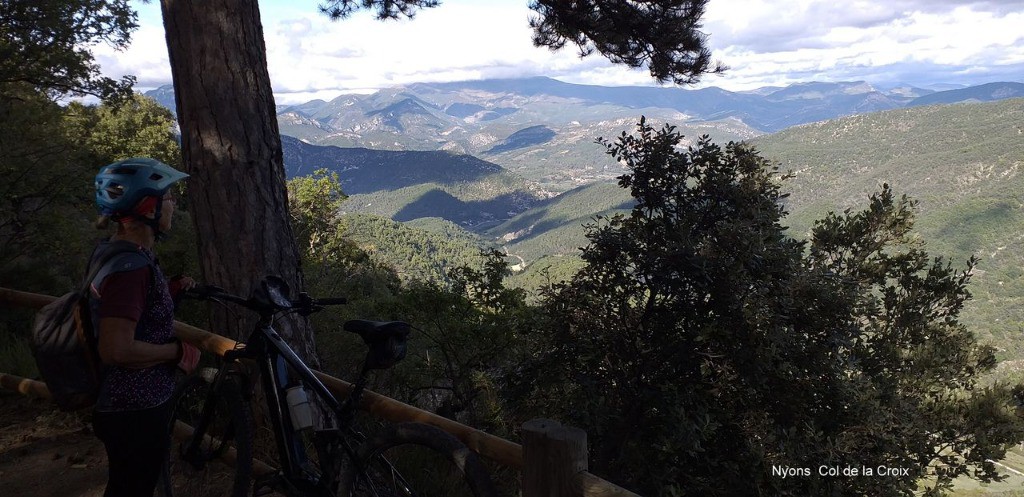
[159,0,318,365]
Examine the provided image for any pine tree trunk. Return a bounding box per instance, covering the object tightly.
[159,0,318,365]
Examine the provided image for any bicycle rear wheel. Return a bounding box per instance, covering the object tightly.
[338,422,496,497]
[160,370,254,497]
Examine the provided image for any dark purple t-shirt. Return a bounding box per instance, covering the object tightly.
[90,244,177,412]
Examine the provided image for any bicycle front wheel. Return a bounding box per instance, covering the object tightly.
[338,422,497,497]
[160,370,254,497]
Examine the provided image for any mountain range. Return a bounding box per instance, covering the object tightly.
[143,78,1024,245]
[143,79,1024,358]
[147,78,1024,192]
[367,97,1024,359]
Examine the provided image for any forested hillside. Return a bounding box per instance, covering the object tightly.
[297,98,1024,355]
[282,135,548,228]
[337,213,495,284]
[487,181,634,264]
[331,98,1024,363]
[753,98,1024,355]
[285,122,1024,495]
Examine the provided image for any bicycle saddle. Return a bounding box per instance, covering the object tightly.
[344,320,410,370]
[343,320,410,345]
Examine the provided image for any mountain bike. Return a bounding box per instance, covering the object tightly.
[159,275,496,497]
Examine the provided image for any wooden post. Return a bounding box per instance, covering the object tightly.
[0,372,51,399]
[522,418,588,497]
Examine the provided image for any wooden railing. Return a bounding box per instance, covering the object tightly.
[0,286,641,497]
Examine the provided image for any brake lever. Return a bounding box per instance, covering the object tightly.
[290,292,310,316]
[297,305,324,317]
[184,284,226,299]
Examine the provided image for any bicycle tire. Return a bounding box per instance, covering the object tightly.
[338,422,497,497]
[160,370,254,497]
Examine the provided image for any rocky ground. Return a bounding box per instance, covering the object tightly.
[0,392,107,496]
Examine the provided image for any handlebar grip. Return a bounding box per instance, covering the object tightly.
[183,284,225,298]
[314,297,348,305]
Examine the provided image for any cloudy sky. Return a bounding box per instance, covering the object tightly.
[95,0,1024,104]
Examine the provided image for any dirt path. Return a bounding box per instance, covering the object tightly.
[0,392,107,497]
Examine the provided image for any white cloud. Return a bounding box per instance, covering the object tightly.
[98,0,1023,102]
[701,1,1024,89]
[92,22,173,87]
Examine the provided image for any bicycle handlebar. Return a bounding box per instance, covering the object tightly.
[183,279,346,316]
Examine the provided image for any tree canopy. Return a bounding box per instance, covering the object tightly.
[0,91,182,286]
[508,119,1024,496]
[529,0,724,84]
[0,0,137,100]
[318,0,439,20]
[0,0,177,279]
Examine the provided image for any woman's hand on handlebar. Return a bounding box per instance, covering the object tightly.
[170,275,198,292]
[176,340,200,374]
[182,283,225,299]
[170,275,200,305]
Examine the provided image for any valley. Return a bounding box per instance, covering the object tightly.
[151,78,1024,357]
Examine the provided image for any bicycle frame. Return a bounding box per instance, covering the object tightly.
[223,315,365,495]
[177,280,417,497]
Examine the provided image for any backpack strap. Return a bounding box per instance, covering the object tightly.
[79,246,157,364]
[89,252,154,296]
[80,242,155,299]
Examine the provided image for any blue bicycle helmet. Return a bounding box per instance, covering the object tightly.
[95,158,188,216]
[95,158,188,240]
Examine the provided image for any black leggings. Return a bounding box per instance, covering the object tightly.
[93,401,173,497]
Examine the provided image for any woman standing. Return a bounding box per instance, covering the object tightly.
[90,157,201,497]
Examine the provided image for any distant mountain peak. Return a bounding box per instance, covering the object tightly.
[485,125,556,155]
[363,97,443,132]
[146,77,1024,190]
[367,97,433,116]
[908,82,1024,107]
[766,81,879,101]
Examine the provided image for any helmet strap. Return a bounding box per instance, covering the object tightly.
[143,197,168,242]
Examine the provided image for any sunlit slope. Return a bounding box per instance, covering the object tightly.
[753,98,1024,354]
[485,181,634,264]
